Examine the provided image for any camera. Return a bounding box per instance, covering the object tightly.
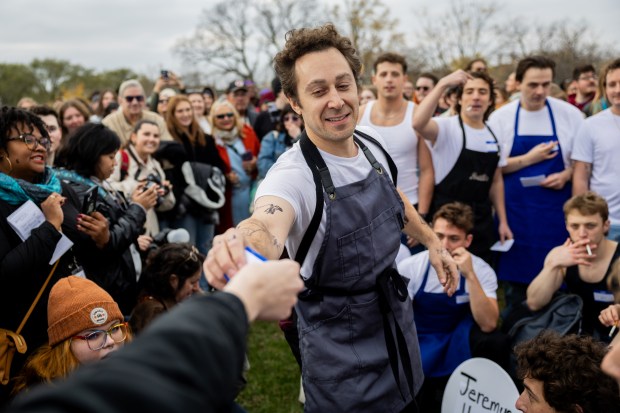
[143,173,170,207]
[161,70,169,80]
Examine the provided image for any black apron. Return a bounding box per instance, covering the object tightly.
[431,116,500,263]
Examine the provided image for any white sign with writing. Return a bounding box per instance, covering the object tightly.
[442,358,519,413]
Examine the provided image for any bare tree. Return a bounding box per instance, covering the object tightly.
[414,0,501,71]
[174,0,320,86]
[331,0,406,83]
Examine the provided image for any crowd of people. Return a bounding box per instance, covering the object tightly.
[2,21,620,413]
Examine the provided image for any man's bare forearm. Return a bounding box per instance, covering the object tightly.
[236,218,284,260]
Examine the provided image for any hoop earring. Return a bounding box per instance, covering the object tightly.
[0,156,13,174]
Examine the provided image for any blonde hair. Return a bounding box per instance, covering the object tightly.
[209,100,246,138]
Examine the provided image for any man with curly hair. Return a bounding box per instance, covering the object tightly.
[514,330,620,413]
[204,23,459,412]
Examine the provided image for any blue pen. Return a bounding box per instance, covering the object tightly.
[223,247,267,283]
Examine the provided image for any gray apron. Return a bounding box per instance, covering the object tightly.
[297,131,423,412]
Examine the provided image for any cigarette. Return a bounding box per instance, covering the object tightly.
[466,105,472,112]
[610,323,618,338]
[586,244,592,256]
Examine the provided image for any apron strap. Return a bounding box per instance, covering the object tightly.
[353,129,399,186]
[377,268,416,402]
[295,132,327,268]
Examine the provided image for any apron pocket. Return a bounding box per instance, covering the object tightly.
[337,225,372,280]
[300,296,386,382]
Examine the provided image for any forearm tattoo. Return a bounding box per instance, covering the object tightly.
[237,219,283,252]
[256,203,283,215]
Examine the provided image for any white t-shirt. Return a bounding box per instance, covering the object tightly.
[398,250,497,299]
[358,101,419,203]
[430,115,507,184]
[571,109,620,224]
[255,126,394,278]
[487,97,584,169]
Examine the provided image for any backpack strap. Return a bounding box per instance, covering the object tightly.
[119,149,130,181]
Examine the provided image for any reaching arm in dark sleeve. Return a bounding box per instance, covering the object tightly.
[7,293,249,413]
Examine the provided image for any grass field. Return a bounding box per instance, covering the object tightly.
[237,321,304,413]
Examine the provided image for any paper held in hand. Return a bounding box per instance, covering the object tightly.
[490,239,514,252]
[7,200,73,264]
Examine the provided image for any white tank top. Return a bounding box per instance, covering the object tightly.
[359,100,419,204]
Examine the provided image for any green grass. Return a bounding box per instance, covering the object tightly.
[237,321,304,413]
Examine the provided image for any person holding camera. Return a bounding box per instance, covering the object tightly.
[210,100,260,228]
[56,123,158,314]
[148,70,185,114]
[108,120,175,238]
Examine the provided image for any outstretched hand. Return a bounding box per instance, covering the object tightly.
[428,246,459,296]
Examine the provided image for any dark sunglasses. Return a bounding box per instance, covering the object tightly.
[215,113,235,120]
[416,86,430,92]
[7,133,51,151]
[284,114,300,122]
[125,95,145,103]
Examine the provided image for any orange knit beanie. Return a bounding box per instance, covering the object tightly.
[47,276,124,346]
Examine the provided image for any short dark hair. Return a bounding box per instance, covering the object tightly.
[454,71,496,121]
[573,64,596,81]
[515,331,620,413]
[30,105,60,124]
[0,106,48,151]
[465,58,488,72]
[432,202,474,235]
[140,243,205,302]
[417,72,438,86]
[274,23,361,106]
[59,123,121,177]
[373,52,407,74]
[515,55,556,82]
[563,191,609,222]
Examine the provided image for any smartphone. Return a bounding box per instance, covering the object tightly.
[160,70,169,80]
[241,151,253,161]
[82,186,99,215]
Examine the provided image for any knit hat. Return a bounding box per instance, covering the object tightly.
[47,276,124,347]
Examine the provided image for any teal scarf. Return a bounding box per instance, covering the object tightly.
[0,167,62,205]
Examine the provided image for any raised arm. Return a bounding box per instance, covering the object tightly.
[412,70,470,145]
[397,187,459,296]
[526,238,593,311]
[451,247,498,332]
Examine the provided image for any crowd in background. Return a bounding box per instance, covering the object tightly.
[2,48,620,413]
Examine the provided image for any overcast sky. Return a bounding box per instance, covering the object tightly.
[1,0,617,86]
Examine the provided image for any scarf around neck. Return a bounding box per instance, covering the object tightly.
[0,166,62,206]
[213,127,240,145]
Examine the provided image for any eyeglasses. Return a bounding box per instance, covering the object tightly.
[71,322,128,351]
[182,245,200,264]
[158,99,169,105]
[284,114,300,122]
[7,133,51,151]
[215,113,235,120]
[416,86,430,92]
[124,95,145,103]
